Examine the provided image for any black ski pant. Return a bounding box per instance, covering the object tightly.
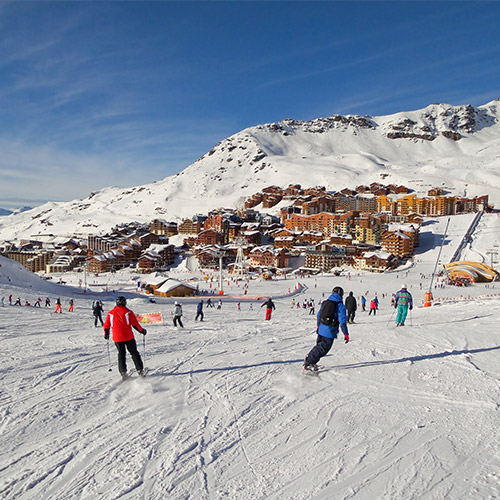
[347,310,356,323]
[174,315,184,328]
[305,334,334,366]
[94,312,103,327]
[115,339,143,374]
[195,311,204,321]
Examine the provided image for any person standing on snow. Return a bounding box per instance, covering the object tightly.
[54,297,62,313]
[103,296,147,379]
[173,301,184,328]
[93,300,104,327]
[68,299,74,312]
[261,297,276,320]
[303,286,349,373]
[394,284,413,326]
[368,298,377,315]
[360,295,366,311]
[345,291,357,324]
[195,299,204,321]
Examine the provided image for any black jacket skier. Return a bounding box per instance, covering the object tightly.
[344,291,357,324]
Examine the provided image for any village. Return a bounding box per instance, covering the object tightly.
[0,182,491,292]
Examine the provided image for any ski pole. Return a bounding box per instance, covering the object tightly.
[386,307,396,327]
[143,335,146,363]
[106,339,112,371]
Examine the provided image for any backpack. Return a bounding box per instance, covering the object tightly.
[319,299,339,326]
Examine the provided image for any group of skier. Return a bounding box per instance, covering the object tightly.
[101,282,412,379]
[3,294,75,312]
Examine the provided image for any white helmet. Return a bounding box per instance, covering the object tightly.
[402,284,407,289]
[175,301,179,305]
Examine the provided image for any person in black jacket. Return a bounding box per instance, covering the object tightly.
[93,300,104,327]
[261,298,276,320]
[344,291,357,324]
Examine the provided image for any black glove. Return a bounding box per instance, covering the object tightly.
[344,334,349,344]
[409,306,413,310]
[141,328,147,335]
[104,329,110,340]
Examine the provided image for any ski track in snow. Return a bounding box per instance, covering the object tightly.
[1,214,500,499]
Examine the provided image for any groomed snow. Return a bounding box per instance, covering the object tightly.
[1,215,499,499]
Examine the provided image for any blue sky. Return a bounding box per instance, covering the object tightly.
[1,1,499,210]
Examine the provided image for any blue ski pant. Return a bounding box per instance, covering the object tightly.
[396,305,409,325]
[306,334,334,366]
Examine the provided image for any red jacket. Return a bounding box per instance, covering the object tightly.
[103,305,144,342]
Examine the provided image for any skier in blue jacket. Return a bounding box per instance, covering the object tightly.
[303,286,349,373]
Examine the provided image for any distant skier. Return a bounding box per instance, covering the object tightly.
[303,286,349,373]
[9,294,12,305]
[345,291,357,324]
[93,300,104,327]
[103,296,147,379]
[369,298,377,315]
[173,301,184,328]
[68,299,74,312]
[45,297,51,307]
[394,284,413,326]
[34,297,41,307]
[54,298,62,313]
[14,297,21,306]
[261,297,275,320]
[195,300,204,321]
[361,295,366,312]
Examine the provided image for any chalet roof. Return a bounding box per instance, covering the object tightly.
[143,275,169,286]
[362,251,393,260]
[156,279,197,293]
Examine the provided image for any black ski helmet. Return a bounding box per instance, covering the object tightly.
[116,296,127,306]
[332,286,344,297]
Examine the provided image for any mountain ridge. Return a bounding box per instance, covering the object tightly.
[1,100,499,241]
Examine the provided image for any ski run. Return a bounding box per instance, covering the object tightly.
[1,213,500,500]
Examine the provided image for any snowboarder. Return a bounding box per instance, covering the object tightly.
[345,291,357,324]
[173,301,184,328]
[261,297,275,320]
[394,284,413,326]
[103,296,147,379]
[304,286,349,373]
[54,298,62,313]
[93,300,104,327]
[195,300,204,321]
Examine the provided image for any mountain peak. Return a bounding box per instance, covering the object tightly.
[0,100,499,241]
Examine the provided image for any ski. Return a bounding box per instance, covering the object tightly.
[302,367,320,376]
[121,367,149,381]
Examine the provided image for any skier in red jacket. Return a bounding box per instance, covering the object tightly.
[103,296,147,379]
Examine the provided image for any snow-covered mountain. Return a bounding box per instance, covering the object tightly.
[1,100,499,241]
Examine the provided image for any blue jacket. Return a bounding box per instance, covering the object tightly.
[317,293,348,339]
[197,301,203,313]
